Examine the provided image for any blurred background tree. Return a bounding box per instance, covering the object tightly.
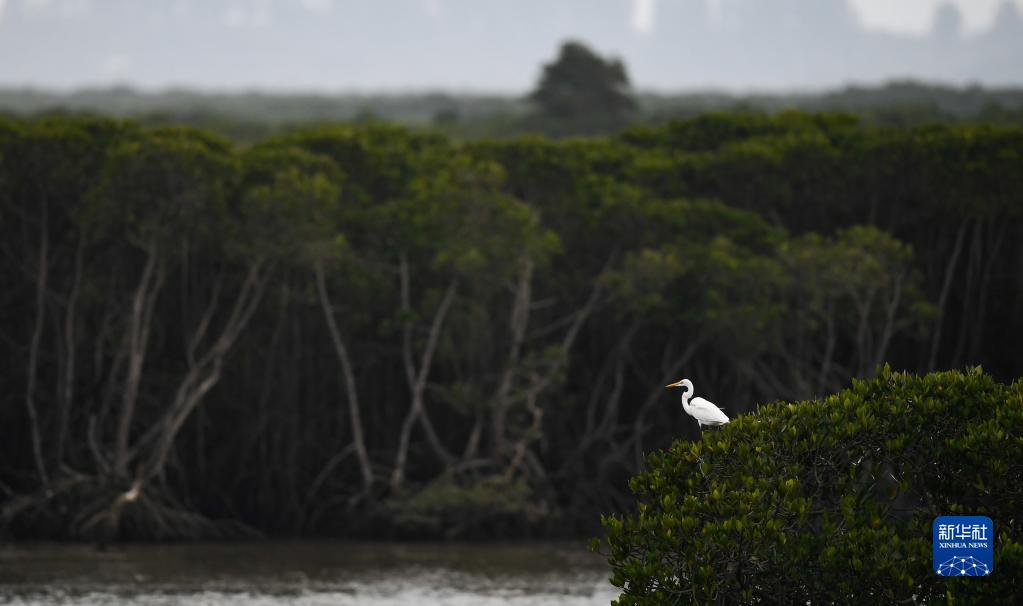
[527,40,638,136]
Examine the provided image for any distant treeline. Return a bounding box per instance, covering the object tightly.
[0,112,1020,540]
[2,81,1023,141]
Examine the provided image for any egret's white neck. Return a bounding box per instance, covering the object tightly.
[679,380,694,412]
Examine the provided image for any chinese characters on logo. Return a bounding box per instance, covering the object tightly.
[937,523,988,542]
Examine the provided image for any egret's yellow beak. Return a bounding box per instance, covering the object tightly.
[665,380,684,388]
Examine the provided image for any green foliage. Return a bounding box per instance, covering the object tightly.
[2,117,134,224]
[280,123,446,207]
[236,166,344,264]
[2,112,1022,543]
[5,82,1023,139]
[621,111,855,154]
[386,473,547,538]
[528,40,637,136]
[82,127,238,248]
[601,369,1023,605]
[604,198,782,321]
[784,226,936,334]
[235,144,346,264]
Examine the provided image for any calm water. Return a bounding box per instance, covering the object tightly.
[0,541,618,605]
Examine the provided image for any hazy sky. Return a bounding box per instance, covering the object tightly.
[847,0,1020,34]
[0,0,1021,91]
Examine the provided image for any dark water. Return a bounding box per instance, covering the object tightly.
[0,541,617,605]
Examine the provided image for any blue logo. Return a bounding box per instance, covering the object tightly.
[933,516,994,576]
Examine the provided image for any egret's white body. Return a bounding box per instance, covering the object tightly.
[666,379,729,428]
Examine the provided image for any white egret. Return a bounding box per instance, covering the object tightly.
[665,379,729,429]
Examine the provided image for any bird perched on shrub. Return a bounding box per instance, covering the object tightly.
[666,378,729,429]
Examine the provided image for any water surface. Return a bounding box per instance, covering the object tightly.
[0,541,617,605]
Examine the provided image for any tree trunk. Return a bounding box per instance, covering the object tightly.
[490,258,533,460]
[815,300,837,395]
[314,259,374,495]
[140,261,269,483]
[501,275,604,479]
[390,254,458,494]
[969,219,1006,363]
[114,247,165,478]
[926,220,968,370]
[950,220,983,367]
[55,235,85,466]
[24,201,50,486]
[872,269,905,371]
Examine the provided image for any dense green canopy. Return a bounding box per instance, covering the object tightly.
[0,112,1019,540]
[602,368,1022,605]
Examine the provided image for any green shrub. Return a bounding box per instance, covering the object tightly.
[600,368,1023,605]
[387,473,548,538]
